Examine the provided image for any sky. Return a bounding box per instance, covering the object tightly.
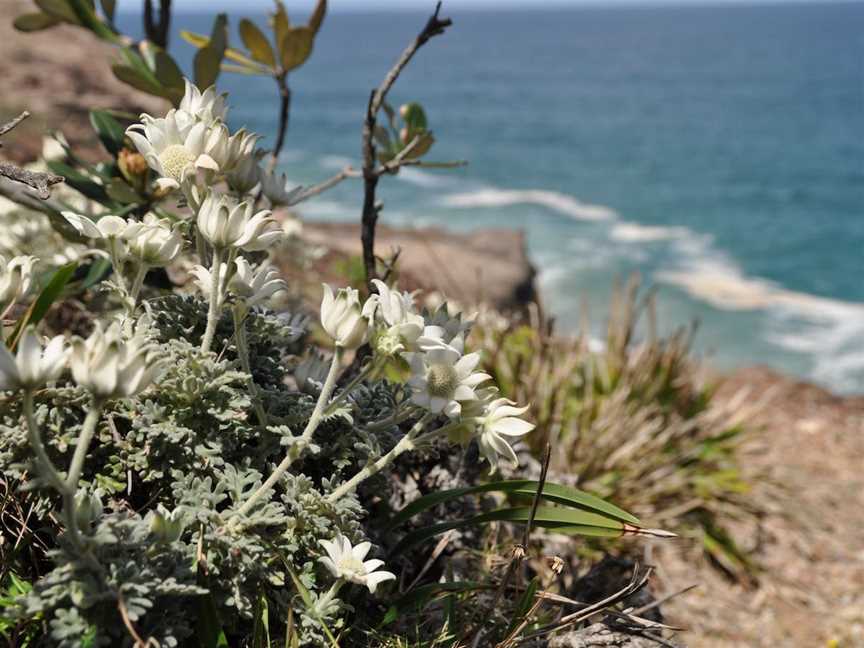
[129,0,849,11]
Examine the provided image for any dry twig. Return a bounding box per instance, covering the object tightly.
[0,111,64,199]
[360,1,452,287]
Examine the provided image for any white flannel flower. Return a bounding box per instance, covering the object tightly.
[226,153,261,195]
[363,279,424,355]
[176,79,228,129]
[0,327,67,391]
[148,504,187,544]
[123,214,184,267]
[70,322,163,399]
[259,169,302,207]
[62,212,128,240]
[196,193,281,251]
[126,110,221,190]
[473,395,535,472]
[204,127,260,177]
[229,258,285,306]
[319,534,396,594]
[424,303,475,344]
[190,262,227,303]
[406,334,491,418]
[0,255,36,305]
[320,284,368,349]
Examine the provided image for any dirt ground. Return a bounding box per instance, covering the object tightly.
[657,367,864,647]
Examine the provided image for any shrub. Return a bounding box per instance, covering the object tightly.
[472,277,764,580]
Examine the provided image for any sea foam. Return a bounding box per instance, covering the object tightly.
[442,188,618,222]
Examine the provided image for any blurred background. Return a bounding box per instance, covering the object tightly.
[118,0,862,394]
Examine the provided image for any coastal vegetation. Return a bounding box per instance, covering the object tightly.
[0,1,860,647]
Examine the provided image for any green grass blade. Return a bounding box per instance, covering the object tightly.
[386,479,639,532]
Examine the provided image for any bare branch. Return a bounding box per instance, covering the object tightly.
[0,111,31,139]
[287,166,360,206]
[360,1,452,288]
[0,111,65,200]
[267,75,292,172]
[0,162,64,200]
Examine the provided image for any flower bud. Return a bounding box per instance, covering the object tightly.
[0,255,36,305]
[149,504,187,544]
[320,284,368,349]
[123,214,184,267]
[196,193,280,251]
[229,258,285,307]
[73,489,104,533]
[0,326,67,391]
[70,322,163,399]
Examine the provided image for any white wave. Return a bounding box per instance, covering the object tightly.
[395,167,452,188]
[318,154,354,170]
[442,188,618,222]
[658,251,864,393]
[610,222,691,242]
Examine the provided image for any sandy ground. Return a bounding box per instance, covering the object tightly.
[657,367,864,647]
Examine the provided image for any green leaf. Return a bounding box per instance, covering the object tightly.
[99,0,115,21]
[380,581,490,627]
[194,47,223,90]
[308,0,326,34]
[284,565,340,647]
[34,0,80,24]
[89,110,125,156]
[279,26,314,71]
[196,593,229,648]
[46,161,109,202]
[112,64,163,97]
[252,593,271,648]
[272,0,290,51]
[154,51,186,104]
[67,0,117,41]
[405,131,434,160]
[390,505,626,557]
[194,14,228,90]
[81,258,112,290]
[386,479,639,532]
[13,12,61,32]
[505,578,538,637]
[239,19,276,67]
[105,178,141,204]
[401,102,428,131]
[8,263,77,351]
[182,30,269,71]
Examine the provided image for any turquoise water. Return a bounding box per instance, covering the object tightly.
[119,3,864,392]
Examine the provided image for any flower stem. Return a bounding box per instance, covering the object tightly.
[22,390,68,495]
[323,358,381,417]
[22,391,101,562]
[232,304,268,427]
[325,412,435,503]
[200,247,224,353]
[128,263,148,308]
[230,347,344,523]
[65,399,104,491]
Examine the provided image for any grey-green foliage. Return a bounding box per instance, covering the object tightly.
[0,296,401,647]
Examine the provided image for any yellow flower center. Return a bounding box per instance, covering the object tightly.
[158,144,194,181]
[336,555,365,578]
[427,364,458,398]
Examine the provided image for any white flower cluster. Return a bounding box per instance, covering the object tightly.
[63,211,184,269]
[320,279,534,472]
[0,321,162,400]
[126,80,297,208]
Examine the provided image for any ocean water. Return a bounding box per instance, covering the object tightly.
[118,3,864,393]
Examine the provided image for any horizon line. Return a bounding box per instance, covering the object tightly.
[115,0,864,14]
